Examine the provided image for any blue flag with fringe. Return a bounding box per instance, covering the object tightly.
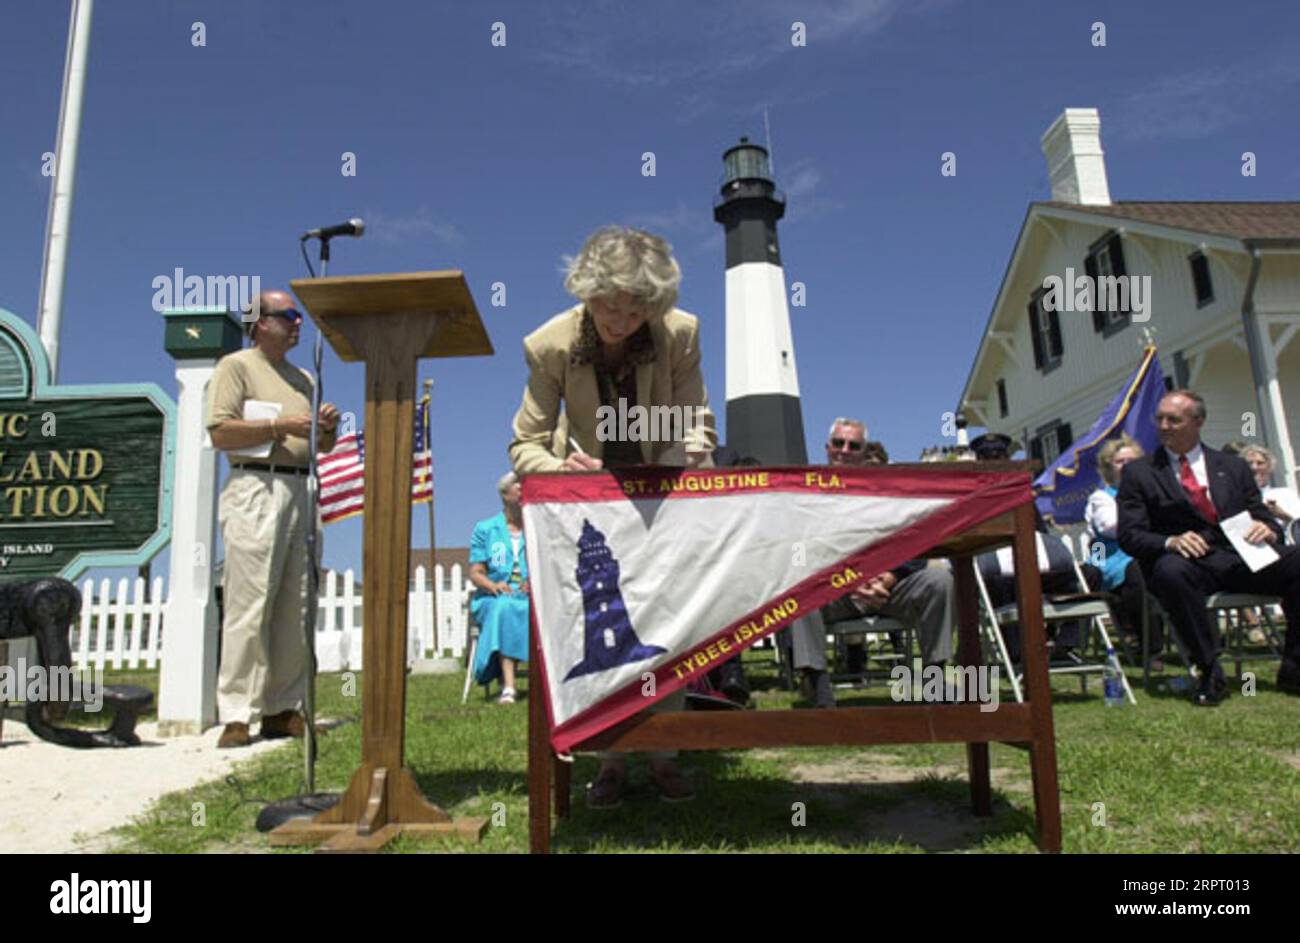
[1034,347,1166,524]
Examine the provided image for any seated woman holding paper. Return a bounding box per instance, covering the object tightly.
[1243,445,1300,543]
[468,472,530,705]
[509,225,717,809]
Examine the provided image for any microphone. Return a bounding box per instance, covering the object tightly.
[302,218,365,240]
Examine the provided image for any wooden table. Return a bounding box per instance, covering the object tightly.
[527,471,1061,854]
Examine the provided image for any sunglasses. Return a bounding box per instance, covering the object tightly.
[264,308,304,324]
[829,438,865,451]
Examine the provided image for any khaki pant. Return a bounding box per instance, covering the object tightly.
[217,469,318,725]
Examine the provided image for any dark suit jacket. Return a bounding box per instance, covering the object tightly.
[1117,444,1282,567]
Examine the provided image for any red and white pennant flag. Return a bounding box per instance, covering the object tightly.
[523,465,1029,753]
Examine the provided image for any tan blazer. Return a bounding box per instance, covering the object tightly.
[509,304,718,474]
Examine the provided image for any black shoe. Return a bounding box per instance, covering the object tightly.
[717,660,750,706]
[845,643,867,677]
[1192,671,1229,707]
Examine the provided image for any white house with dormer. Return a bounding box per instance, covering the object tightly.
[958,108,1300,491]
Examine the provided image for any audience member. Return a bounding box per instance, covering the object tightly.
[1085,435,1164,662]
[468,472,530,704]
[791,418,957,707]
[1117,390,1300,704]
[972,432,1102,661]
[1241,445,1300,542]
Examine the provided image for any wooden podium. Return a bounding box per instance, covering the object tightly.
[270,271,493,852]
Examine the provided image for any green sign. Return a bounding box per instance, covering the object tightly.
[0,310,174,580]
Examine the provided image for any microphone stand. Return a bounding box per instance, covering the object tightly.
[256,235,341,831]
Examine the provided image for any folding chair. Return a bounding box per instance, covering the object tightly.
[460,610,494,704]
[1209,592,1285,679]
[825,614,915,687]
[974,535,1136,705]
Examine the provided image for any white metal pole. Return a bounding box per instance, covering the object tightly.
[37,0,95,383]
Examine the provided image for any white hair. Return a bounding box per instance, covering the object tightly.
[497,471,519,496]
[563,226,681,320]
[827,418,867,439]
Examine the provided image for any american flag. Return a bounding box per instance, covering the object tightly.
[318,401,433,525]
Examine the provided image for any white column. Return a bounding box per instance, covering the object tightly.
[157,360,222,736]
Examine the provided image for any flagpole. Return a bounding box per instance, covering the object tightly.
[37,0,94,382]
[422,379,439,655]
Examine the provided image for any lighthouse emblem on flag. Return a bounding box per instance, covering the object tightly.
[564,519,665,681]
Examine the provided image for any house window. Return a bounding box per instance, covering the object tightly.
[997,379,1009,418]
[1030,420,1073,468]
[1085,231,1130,336]
[1027,287,1063,372]
[1189,251,1214,307]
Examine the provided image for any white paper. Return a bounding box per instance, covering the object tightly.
[228,400,282,459]
[1264,487,1300,521]
[1220,511,1280,573]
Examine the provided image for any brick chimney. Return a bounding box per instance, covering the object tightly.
[1041,108,1111,205]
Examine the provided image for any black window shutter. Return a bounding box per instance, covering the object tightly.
[1190,253,1213,304]
[1108,235,1130,316]
[1058,422,1073,450]
[1108,234,1127,277]
[1030,436,1043,466]
[1028,299,1045,368]
[1048,307,1064,359]
[1085,253,1104,331]
[997,379,1008,418]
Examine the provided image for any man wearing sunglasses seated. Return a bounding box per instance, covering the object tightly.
[206,290,340,748]
[789,418,957,706]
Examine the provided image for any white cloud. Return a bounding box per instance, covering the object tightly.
[1113,55,1300,142]
[362,208,463,246]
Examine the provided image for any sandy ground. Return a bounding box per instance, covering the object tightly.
[0,717,287,854]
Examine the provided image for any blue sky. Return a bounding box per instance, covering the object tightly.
[3,0,1298,581]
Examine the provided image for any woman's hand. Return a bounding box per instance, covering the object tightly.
[562,452,603,471]
[1266,499,1294,524]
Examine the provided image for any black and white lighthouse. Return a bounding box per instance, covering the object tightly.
[713,137,807,464]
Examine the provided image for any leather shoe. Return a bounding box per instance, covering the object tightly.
[1192,674,1229,707]
[717,660,750,706]
[217,722,251,748]
[259,710,305,739]
[650,762,695,803]
[586,766,627,810]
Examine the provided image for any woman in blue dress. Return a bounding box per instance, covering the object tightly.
[468,472,529,703]
[1085,435,1162,660]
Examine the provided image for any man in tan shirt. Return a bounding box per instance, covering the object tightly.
[206,289,339,748]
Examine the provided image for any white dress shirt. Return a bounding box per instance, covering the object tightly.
[1165,443,1208,490]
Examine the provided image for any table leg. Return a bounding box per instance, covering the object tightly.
[527,610,551,853]
[954,556,992,816]
[1011,502,1062,853]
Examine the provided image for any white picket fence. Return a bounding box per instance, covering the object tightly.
[69,564,473,673]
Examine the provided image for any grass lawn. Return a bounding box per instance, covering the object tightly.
[103,649,1300,853]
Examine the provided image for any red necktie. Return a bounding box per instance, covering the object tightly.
[1179,454,1218,524]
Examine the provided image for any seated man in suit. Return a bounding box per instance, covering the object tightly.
[1117,389,1300,705]
[793,419,956,707]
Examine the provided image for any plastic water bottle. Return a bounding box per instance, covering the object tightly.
[1103,646,1125,707]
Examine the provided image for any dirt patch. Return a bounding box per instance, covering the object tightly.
[1273,749,1300,773]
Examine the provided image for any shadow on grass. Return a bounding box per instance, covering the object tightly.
[546,765,1036,852]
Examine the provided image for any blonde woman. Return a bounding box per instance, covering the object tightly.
[1086,434,1162,657]
[510,226,717,809]
[1242,445,1300,540]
